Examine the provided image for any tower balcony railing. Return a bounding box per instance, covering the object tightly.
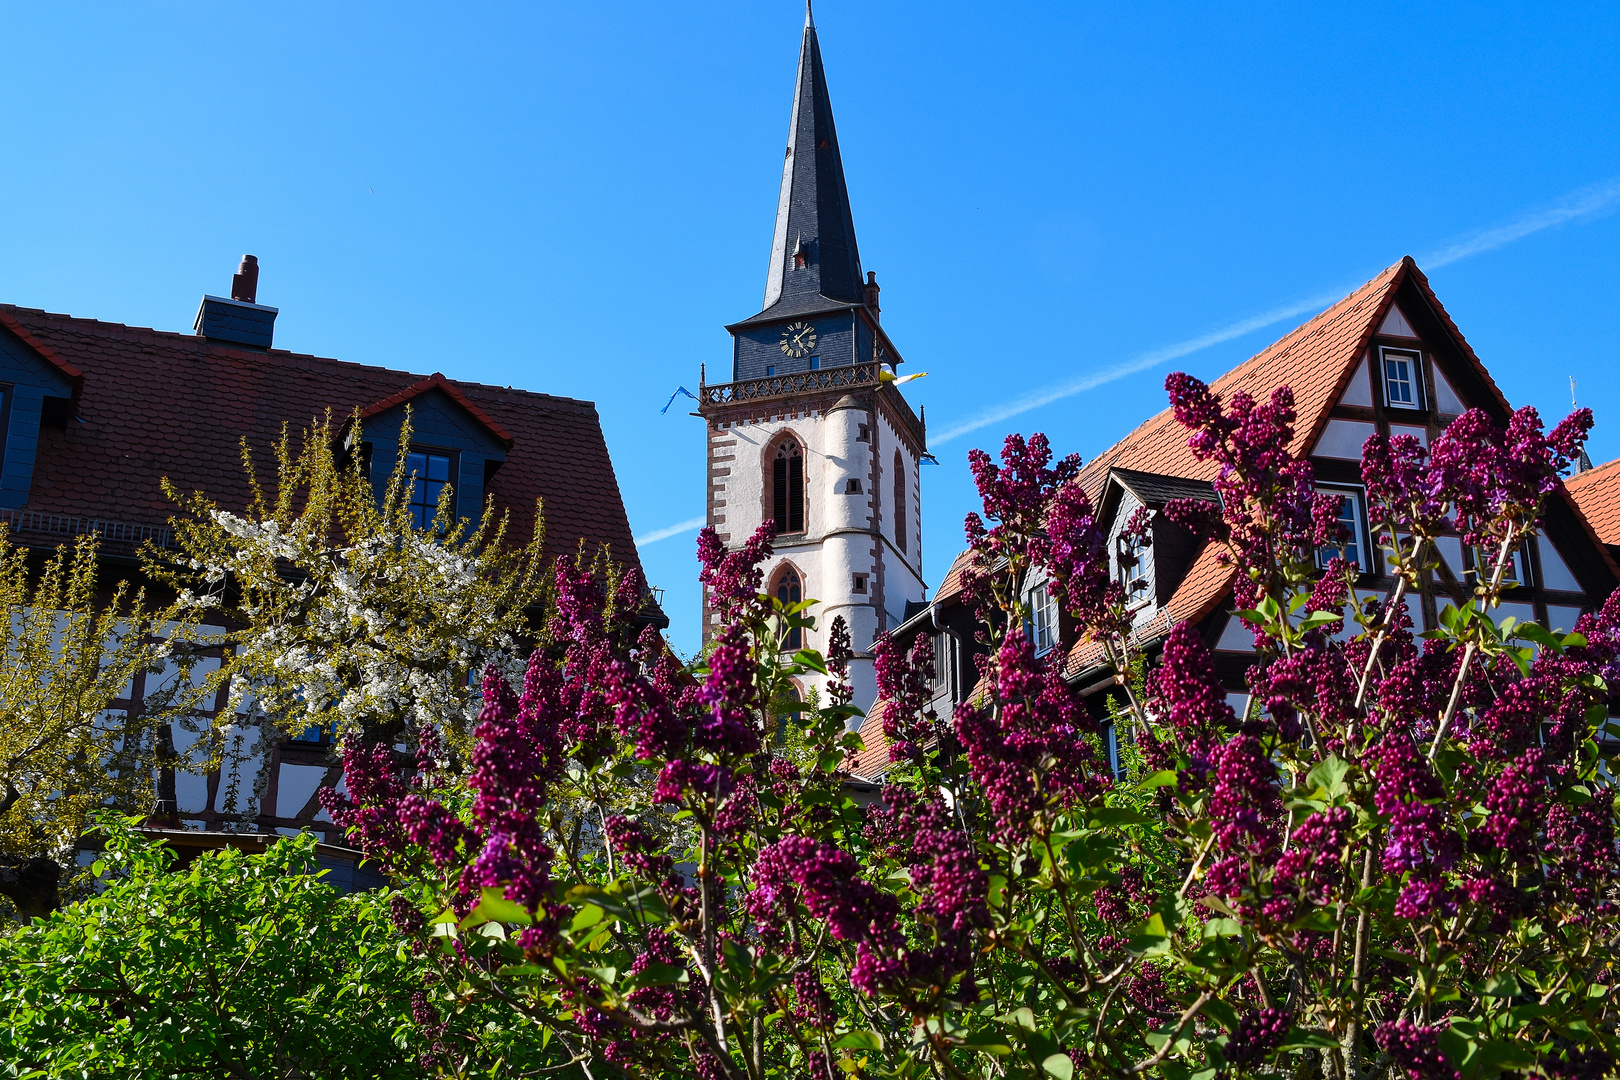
[0,507,175,551]
[699,360,925,444]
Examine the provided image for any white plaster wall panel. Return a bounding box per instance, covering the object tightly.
[211,723,265,816]
[275,763,330,819]
[1433,367,1465,415]
[1546,605,1586,633]
[1538,539,1582,593]
[1389,424,1428,448]
[1435,536,1466,579]
[1341,355,1375,407]
[1215,615,1253,652]
[169,721,213,813]
[314,777,346,823]
[1379,305,1417,338]
[1314,419,1377,460]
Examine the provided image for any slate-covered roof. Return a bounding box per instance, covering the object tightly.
[1566,458,1620,546]
[0,304,644,574]
[748,9,865,321]
[1109,468,1218,509]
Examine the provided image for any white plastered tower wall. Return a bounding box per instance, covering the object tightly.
[701,387,926,724]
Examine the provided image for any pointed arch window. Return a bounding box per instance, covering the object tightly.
[772,440,806,535]
[773,565,803,650]
[893,449,907,554]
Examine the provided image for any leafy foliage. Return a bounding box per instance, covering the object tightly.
[0,817,553,1078]
[317,379,1619,1080]
[0,531,215,912]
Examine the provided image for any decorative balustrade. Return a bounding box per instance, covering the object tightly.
[699,360,925,443]
[0,507,175,549]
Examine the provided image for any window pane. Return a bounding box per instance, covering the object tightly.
[427,454,450,482]
[1385,357,1414,405]
[407,451,426,477]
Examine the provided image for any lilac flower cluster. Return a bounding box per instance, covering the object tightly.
[873,632,938,764]
[953,633,1104,843]
[1223,1007,1292,1068]
[1374,1019,1459,1080]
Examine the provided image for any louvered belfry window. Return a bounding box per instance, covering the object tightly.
[772,441,805,534]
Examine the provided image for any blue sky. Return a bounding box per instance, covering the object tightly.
[3,2,1618,656]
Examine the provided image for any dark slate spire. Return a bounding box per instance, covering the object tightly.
[760,6,864,315]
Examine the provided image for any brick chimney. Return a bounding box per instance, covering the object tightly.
[230,255,260,303]
[863,271,881,321]
[195,255,278,350]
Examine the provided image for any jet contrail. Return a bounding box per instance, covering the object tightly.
[931,172,1620,446]
[634,515,707,547]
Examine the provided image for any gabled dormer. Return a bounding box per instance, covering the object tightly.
[0,311,82,509]
[349,374,514,527]
[1095,468,1218,628]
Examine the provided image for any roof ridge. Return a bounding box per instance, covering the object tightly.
[0,303,598,412]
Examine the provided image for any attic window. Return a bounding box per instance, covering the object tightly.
[1381,348,1422,410]
[1028,581,1058,655]
[407,449,454,529]
[1116,532,1151,606]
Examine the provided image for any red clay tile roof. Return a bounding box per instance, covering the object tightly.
[933,549,974,605]
[0,308,83,398]
[845,701,892,782]
[1062,541,1233,679]
[357,372,516,449]
[0,304,642,571]
[1566,457,1620,546]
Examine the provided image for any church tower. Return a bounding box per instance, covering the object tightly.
[698,7,927,718]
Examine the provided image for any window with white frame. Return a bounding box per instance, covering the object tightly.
[1116,532,1151,605]
[1316,487,1367,571]
[1468,541,1530,586]
[1380,348,1422,410]
[1029,581,1059,655]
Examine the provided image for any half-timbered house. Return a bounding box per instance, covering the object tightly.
[850,257,1620,781]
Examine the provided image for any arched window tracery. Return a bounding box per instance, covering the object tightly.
[770,564,804,650]
[771,438,806,535]
[894,449,907,554]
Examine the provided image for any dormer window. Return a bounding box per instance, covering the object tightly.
[1117,532,1151,605]
[1381,348,1423,410]
[406,449,454,529]
[1028,581,1059,655]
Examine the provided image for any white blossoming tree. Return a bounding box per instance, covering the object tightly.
[151,410,553,755]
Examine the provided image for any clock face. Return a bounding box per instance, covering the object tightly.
[779,321,817,359]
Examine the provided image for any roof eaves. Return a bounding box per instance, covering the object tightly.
[0,308,85,403]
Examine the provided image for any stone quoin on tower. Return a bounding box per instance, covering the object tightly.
[698,7,927,720]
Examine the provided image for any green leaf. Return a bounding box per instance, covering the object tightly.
[90,859,106,879]
[461,886,534,930]
[1201,997,1240,1032]
[1307,754,1352,798]
[1278,1027,1339,1050]
[833,1030,883,1050]
[959,1031,1014,1055]
[570,905,605,933]
[792,649,829,675]
[1513,622,1562,651]
[1088,805,1153,828]
[626,962,689,988]
[1128,912,1170,956]
[1298,610,1343,630]
[1041,1053,1075,1080]
[1481,973,1522,998]
[1135,770,1179,792]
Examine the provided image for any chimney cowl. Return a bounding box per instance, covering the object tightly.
[196,256,278,349]
[863,270,881,321]
[231,255,260,304]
